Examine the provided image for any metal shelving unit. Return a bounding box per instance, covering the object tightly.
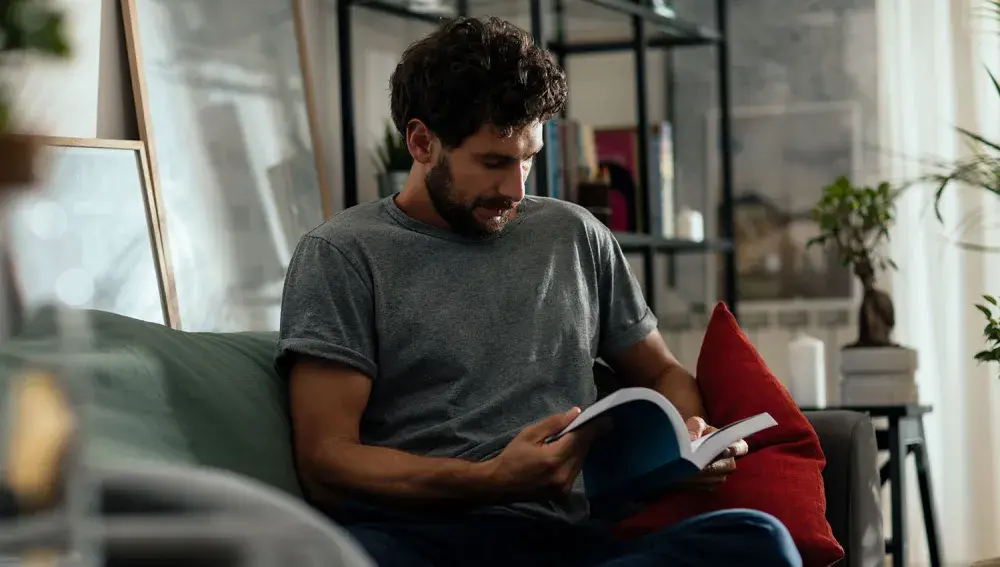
[336,0,738,318]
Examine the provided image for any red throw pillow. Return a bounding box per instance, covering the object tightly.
[613,302,844,567]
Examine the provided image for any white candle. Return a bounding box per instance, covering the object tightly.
[787,332,827,408]
[676,208,704,242]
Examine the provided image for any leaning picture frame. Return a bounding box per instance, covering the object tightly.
[121,0,329,332]
[2,137,178,327]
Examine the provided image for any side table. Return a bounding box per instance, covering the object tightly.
[801,404,942,567]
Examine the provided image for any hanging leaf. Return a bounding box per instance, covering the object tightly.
[974,349,1000,365]
[976,303,994,318]
[957,126,1000,153]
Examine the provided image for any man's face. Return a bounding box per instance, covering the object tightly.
[425,123,543,239]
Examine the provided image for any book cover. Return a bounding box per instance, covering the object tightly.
[550,387,777,520]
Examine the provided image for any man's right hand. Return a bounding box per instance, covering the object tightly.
[481,408,599,499]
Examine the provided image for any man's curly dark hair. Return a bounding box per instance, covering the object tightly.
[389,16,568,149]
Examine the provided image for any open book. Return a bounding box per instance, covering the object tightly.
[549,387,777,519]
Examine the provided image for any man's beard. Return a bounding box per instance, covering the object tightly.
[425,156,516,239]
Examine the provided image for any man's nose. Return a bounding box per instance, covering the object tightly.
[498,168,527,202]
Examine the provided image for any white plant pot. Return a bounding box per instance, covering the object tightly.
[839,346,919,405]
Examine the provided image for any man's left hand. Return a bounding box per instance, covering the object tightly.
[676,416,749,491]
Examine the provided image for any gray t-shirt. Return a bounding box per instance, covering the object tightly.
[275,195,657,523]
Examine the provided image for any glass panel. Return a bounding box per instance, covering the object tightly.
[5,145,166,325]
[131,0,325,331]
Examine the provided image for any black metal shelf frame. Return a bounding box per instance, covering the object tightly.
[336,0,738,319]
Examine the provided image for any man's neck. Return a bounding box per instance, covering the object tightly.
[394,173,450,230]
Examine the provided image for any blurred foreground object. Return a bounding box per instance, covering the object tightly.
[0,0,72,187]
[0,133,39,186]
[2,369,75,514]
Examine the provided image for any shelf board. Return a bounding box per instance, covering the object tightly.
[349,0,455,24]
[347,0,720,48]
[613,232,731,254]
[548,34,711,54]
[577,0,720,44]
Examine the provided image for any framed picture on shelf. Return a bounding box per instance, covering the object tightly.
[704,102,862,310]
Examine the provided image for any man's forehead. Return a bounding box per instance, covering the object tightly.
[470,123,544,152]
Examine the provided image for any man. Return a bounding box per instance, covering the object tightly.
[276,16,801,567]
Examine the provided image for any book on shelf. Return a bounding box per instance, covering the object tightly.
[532,119,675,238]
[548,387,777,520]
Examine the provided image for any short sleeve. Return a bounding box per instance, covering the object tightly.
[275,235,378,380]
[597,229,658,359]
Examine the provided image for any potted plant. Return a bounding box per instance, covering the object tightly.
[807,176,919,404]
[374,122,412,199]
[975,295,1000,380]
[0,0,72,188]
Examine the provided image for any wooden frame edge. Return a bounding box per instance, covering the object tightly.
[6,139,179,328]
[292,0,334,219]
[33,136,143,150]
[135,145,181,328]
[119,0,181,330]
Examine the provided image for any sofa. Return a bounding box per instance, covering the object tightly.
[0,307,885,566]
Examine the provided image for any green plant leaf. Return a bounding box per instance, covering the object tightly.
[987,65,1000,102]
[957,126,1000,153]
[974,349,1000,365]
[805,235,826,249]
[932,175,952,223]
[977,304,994,318]
[988,326,1000,343]
[985,295,998,306]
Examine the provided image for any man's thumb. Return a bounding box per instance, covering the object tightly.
[530,407,581,440]
[687,416,709,441]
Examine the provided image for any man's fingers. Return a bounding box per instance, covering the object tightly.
[527,407,581,442]
[553,427,598,458]
[686,416,709,441]
[703,457,736,475]
[730,439,749,458]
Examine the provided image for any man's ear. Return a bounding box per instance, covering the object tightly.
[406,119,435,165]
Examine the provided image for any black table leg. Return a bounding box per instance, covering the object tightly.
[889,416,907,567]
[914,421,943,566]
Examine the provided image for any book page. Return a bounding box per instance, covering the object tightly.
[688,413,778,469]
[548,387,687,445]
[690,414,760,452]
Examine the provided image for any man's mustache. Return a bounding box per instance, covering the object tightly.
[474,199,517,210]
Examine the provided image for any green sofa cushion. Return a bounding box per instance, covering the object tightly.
[0,306,302,498]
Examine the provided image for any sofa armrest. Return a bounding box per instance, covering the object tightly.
[804,410,885,567]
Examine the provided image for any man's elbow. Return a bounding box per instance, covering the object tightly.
[293,438,355,507]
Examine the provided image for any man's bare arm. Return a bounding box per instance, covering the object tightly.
[289,358,501,507]
[604,330,707,421]
[289,358,588,510]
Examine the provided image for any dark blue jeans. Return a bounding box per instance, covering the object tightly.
[339,507,802,567]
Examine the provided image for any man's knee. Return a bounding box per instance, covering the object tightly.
[709,509,802,567]
[346,525,435,567]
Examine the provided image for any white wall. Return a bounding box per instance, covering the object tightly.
[14,0,848,382]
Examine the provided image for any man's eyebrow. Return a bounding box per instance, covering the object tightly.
[476,148,543,161]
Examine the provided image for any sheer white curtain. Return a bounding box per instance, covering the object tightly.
[879,0,1000,564]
